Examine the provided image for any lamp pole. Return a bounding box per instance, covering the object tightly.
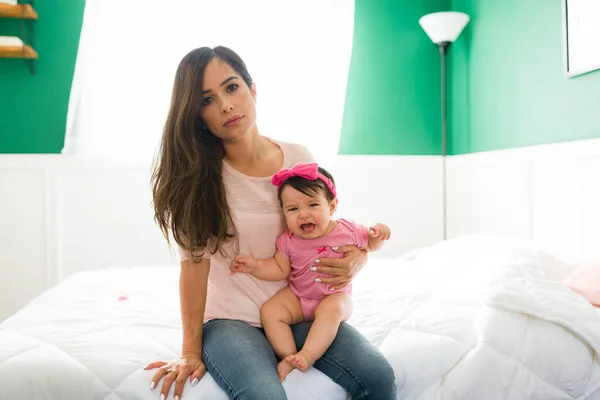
[419,11,469,242]
[439,41,449,241]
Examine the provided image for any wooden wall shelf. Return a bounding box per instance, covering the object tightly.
[0,44,38,59]
[0,2,37,74]
[0,4,38,19]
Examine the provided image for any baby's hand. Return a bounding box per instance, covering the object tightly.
[369,223,391,241]
[230,255,258,275]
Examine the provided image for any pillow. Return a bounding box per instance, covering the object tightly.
[563,266,600,306]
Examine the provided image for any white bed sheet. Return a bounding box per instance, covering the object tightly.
[1,234,599,400]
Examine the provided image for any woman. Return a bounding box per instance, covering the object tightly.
[147,46,396,400]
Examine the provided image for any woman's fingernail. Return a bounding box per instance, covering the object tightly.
[160,394,165,400]
[175,396,180,400]
[192,377,199,386]
[150,381,156,390]
[310,267,317,271]
[330,287,336,291]
[315,278,322,283]
[332,246,339,250]
[314,259,320,263]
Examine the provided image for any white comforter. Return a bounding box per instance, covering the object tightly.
[351,234,600,399]
[0,234,599,399]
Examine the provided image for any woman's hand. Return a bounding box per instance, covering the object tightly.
[313,245,368,290]
[145,352,206,400]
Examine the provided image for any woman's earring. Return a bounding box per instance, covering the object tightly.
[198,124,208,137]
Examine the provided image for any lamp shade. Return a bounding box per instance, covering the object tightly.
[419,12,469,44]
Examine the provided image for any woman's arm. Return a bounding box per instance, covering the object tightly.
[180,258,211,356]
[147,258,209,399]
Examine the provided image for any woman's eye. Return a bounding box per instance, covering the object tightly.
[227,84,239,92]
[202,97,213,106]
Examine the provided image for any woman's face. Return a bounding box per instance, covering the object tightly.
[199,58,257,142]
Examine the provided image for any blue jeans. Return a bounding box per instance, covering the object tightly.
[202,319,397,400]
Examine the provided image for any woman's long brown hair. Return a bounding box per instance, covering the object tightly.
[151,46,253,262]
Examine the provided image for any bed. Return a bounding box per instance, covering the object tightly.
[1,234,599,399]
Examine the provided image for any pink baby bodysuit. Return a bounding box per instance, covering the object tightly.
[276,219,369,320]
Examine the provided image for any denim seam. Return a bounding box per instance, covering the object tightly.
[202,348,238,400]
[319,354,368,399]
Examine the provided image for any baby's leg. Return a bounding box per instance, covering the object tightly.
[288,293,353,372]
[260,287,304,382]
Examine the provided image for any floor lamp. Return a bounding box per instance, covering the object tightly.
[419,11,470,240]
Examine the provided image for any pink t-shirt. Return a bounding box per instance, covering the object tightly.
[178,139,314,327]
[276,219,369,300]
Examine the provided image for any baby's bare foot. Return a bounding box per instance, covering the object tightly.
[290,350,314,372]
[277,358,296,382]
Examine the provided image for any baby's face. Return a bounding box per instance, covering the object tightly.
[280,186,337,239]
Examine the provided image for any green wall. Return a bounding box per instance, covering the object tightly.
[0,0,85,153]
[450,0,600,154]
[339,0,451,155]
[6,1,594,156]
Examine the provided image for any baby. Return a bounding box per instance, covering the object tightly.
[230,162,391,381]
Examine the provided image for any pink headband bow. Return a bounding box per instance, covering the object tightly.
[271,163,337,198]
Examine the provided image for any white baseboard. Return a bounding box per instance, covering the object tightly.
[3,139,599,321]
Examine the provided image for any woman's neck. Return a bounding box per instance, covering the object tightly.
[222,127,283,177]
[223,130,266,170]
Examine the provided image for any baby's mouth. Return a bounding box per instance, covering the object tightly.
[300,223,316,233]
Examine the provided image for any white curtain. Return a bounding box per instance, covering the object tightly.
[62,0,355,165]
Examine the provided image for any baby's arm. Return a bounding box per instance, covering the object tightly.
[366,223,391,252]
[230,250,291,281]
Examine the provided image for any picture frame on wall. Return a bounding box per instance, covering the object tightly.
[562,0,600,77]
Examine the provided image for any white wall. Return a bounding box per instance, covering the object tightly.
[0,156,178,321]
[447,138,600,262]
[0,155,443,321]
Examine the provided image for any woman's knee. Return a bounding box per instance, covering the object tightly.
[359,360,397,399]
[241,375,287,400]
[334,350,397,400]
[317,323,398,399]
